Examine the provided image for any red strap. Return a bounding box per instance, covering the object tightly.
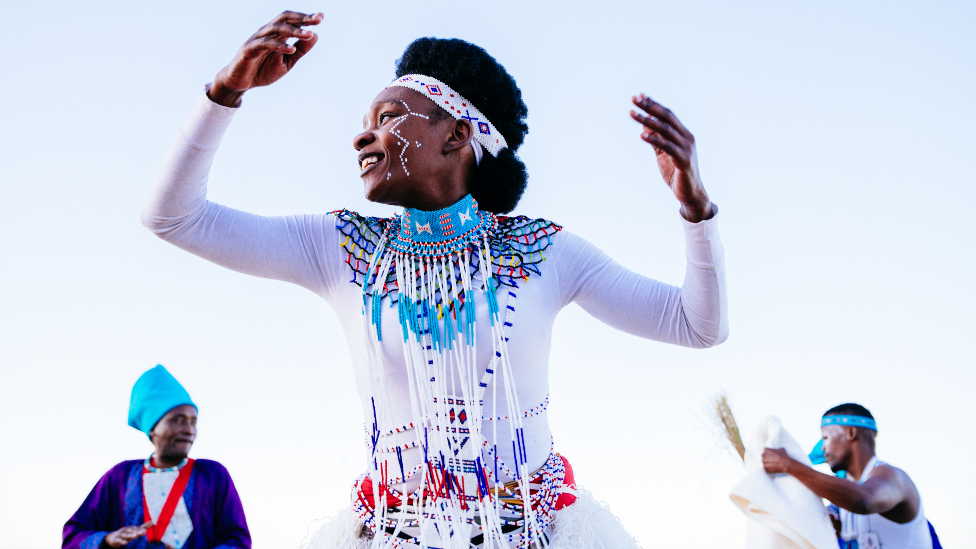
[143,459,195,542]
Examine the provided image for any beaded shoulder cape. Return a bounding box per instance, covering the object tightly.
[330,195,565,549]
[334,197,560,305]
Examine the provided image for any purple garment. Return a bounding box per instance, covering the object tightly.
[63,459,250,549]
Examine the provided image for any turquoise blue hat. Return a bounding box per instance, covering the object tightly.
[128,365,197,438]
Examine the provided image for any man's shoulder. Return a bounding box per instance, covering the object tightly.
[191,458,234,477]
[873,461,911,478]
[874,462,916,484]
[871,462,921,499]
[109,459,143,474]
[92,460,141,485]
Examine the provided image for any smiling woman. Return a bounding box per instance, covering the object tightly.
[142,9,729,549]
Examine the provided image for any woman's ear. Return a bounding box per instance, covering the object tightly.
[443,119,474,153]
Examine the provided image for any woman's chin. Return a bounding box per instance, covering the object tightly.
[363,179,398,205]
[363,185,384,204]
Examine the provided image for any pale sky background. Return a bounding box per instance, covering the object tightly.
[1,1,974,548]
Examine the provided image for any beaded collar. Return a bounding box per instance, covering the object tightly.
[143,454,189,473]
[388,194,495,258]
[334,201,561,304]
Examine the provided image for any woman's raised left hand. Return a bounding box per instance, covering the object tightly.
[630,95,714,222]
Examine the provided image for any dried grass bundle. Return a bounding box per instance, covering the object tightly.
[713,392,745,461]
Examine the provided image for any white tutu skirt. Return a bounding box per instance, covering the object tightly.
[302,487,643,549]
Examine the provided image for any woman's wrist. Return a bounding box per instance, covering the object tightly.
[207,79,245,108]
[680,199,714,223]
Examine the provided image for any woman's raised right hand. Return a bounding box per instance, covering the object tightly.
[208,11,323,108]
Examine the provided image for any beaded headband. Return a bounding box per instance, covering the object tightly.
[822,415,877,432]
[388,74,509,158]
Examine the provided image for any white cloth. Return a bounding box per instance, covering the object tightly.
[730,416,837,549]
[143,470,194,549]
[840,457,932,549]
[141,89,729,491]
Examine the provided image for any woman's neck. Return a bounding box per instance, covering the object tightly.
[401,187,469,212]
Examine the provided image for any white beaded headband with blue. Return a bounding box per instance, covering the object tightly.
[388,74,509,160]
[821,414,877,431]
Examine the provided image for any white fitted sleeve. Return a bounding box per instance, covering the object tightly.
[554,214,729,348]
[141,90,341,297]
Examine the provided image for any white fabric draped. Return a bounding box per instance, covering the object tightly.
[730,416,837,549]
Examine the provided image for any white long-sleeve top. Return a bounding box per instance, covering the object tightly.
[142,91,729,487]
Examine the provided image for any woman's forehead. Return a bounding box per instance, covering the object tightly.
[368,87,435,113]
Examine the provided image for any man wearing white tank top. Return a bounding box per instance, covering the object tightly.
[761,404,937,549]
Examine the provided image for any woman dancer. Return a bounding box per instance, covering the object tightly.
[143,11,728,549]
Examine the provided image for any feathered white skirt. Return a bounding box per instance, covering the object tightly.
[302,487,642,549]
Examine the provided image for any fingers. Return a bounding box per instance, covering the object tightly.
[255,21,317,42]
[140,521,153,529]
[123,525,148,537]
[640,130,690,166]
[247,12,321,58]
[274,10,323,26]
[630,94,695,167]
[242,35,298,57]
[113,530,139,543]
[630,109,687,148]
[286,31,319,68]
[631,94,694,141]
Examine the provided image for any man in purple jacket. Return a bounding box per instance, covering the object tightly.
[63,365,250,549]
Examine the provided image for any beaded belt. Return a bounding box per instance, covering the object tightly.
[352,452,578,547]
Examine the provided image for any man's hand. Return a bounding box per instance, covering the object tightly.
[762,447,796,475]
[102,521,152,548]
[209,11,324,107]
[630,95,713,223]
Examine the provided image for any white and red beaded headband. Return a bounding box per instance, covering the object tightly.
[389,74,508,158]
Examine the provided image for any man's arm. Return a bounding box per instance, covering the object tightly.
[203,463,251,549]
[762,448,910,516]
[63,464,148,549]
